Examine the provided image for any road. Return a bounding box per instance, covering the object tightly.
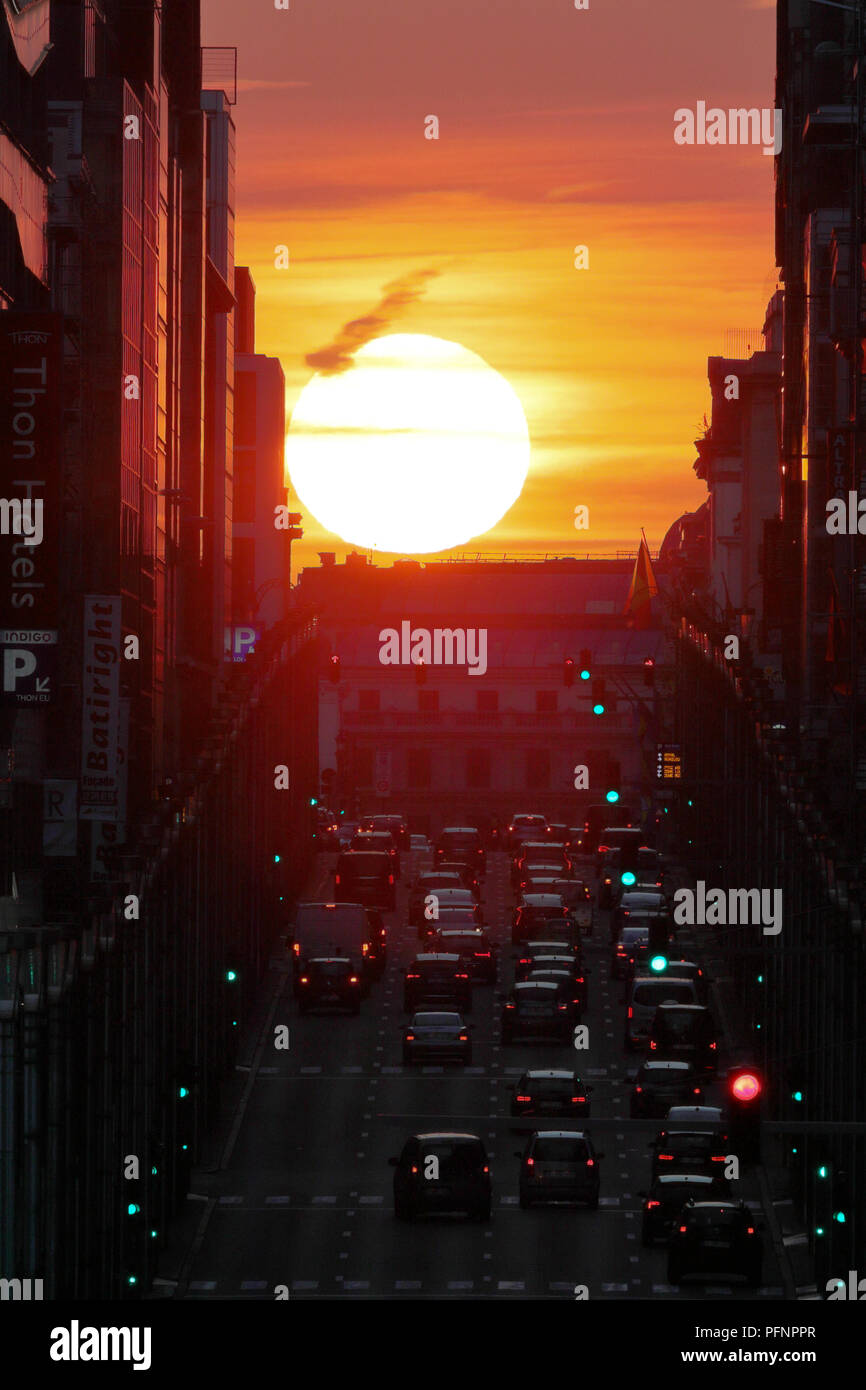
[158,848,786,1300]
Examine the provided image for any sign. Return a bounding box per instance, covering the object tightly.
[43,780,78,856]
[80,596,122,821]
[0,625,57,705]
[0,314,62,629]
[224,624,261,662]
[656,743,683,781]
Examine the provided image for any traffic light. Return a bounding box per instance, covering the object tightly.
[643,656,655,687]
[563,657,575,688]
[122,1177,145,1295]
[647,914,668,970]
[415,659,427,686]
[605,757,621,804]
[328,654,341,683]
[578,649,592,681]
[726,1065,763,1163]
[591,677,606,715]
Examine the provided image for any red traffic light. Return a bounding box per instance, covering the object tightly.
[730,1070,761,1102]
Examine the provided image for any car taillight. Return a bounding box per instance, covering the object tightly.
[658,1153,674,1161]
[709,1041,717,1050]
[410,1165,418,1174]
[692,1087,701,1095]
[405,1033,415,1041]
[406,973,420,980]
[585,1158,595,1167]
[505,1002,515,1010]
[747,1226,755,1235]
[711,1155,725,1163]
[474,951,491,958]
[349,976,359,984]
[572,1096,585,1103]
[299,976,309,985]
[456,972,470,980]
[627,1007,633,1019]
[634,1086,642,1093]
[558,1004,568,1011]
[388,874,394,885]
[516,1094,532,1103]
[525,1157,534,1167]
[678,1225,687,1233]
[459,1033,468,1042]
[649,1040,657,1050]
[646,1200,660,1208]
[482,1165,489,1174]
[292,942,300,956]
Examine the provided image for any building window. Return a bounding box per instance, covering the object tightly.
[358,690,380,713]
[419,690,439,713]
[408,748,432,788]
[536,690,557,714]
[477,690,498,713]
[526,748,550,789]
[467,748,491,788]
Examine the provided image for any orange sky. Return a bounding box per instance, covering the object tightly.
[203,0,778,571]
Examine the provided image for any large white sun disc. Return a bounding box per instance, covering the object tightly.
[286,333,530,553]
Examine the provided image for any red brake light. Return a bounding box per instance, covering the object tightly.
[505,1001,515,1010]
[292,942,300,956]
[516,1094,531,1103]
[410,1165,418,1174]
[405,1033,415,1041]
[627,1007,633,1019]
[334,875,341,886]
[711,1155,725,1162]
[388,874,394,885]
[525,1157,534,1167]
[693,1087,701,1095]
[747,1226,755,1235]
[406,973,420,980]
[459,1034,468,1041]
[474,951,491,958]
[646,1200,660,1208]
[678,1224,687,1233]
[709,1041,717,1049]
[482,1165,489,1174]
[571,1096,584,1103]
[658,1153,674,1161]
[635,1086,642,1093]
[585,1158,595,1167]
[558,1004,568,1011]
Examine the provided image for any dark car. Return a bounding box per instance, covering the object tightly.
[611,925,650,980]
[641,1173,731,1245]
[515,869,563,899]
[440,861,482,899]
[415,888,482,937]
[349,830,400,877]
[408,871,464,924]
[667,1201,763,1287]
[517,1131,602,1209]
[515,938,580,970]
[553,878,594,935]
[510,1069,593,1119]
[524,960,587,1016]
[502,981,572,1043]
[369,813,410,851]
[512,894,574,945]
[403,1011,472,1065]
[403,954,472,1013]
[513,842,573,887]
[649,1129,731,1180]
[546,822,572,847]
[421,906,487,945]
[390,1132,491,1221]
[428,927,497,982]
[649,1004,719,1074]
[630,1060,704,1117]
[296,958,362,1015]
[434,826,486,875]
[334,850,396,910]
[524,969,582,1025]
[506,814,548,853]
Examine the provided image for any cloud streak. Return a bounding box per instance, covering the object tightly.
[304,267,442,375]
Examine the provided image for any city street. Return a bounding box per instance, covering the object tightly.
[160,849,785,1301]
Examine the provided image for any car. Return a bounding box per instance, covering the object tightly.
[428,927,497,982]
[409,833,431,853]
[364,907,388,975]
[389,1132,491,1221]
[515,868,564,899]
[506,814,548,853]
[546,822,572,847]
[349,829,400,876]
[421,907,488,945]
[624,974,698,1050]
[440,860,481,898]
[510,1069,593,1119]
[369,813,410,850]
[434,826,486,875]
[403,954,472,1013]
[663,957,710,1002]
[336,820,361,850]
[611,925,650,980]
[289,901,376,982]
[513,842,573,887]
[408,871,465,925]
[515,937,580,967]
[595,826,647,868]
[629,1060,704,1117]
[513,894,574,945]
[613,890,670,931]
[667,1201,763,1286]
[402,1011,472,1065]
[296,958,363,1014]
[649,1003,719,1074]
[502,981,573,1043]
[334,850,396,910]
[416,887,482,936]
[523,957,587,1014]
[641,1173,731,1245]
[516,1131,602,1208]
[524,969,582,1024]
[649,1129,731,1180]
[553,878,594,934]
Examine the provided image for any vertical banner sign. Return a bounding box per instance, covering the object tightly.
[0,313,62,704]
[80,596,122,821]
[89,699,129,881]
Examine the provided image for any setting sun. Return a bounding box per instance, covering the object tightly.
[285,333,531,554]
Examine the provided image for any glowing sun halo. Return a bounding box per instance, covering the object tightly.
[285,333,531,553]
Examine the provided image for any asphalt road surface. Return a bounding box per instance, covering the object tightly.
[158,848,785,1300]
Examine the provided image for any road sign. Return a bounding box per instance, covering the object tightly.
[0,627,57,706]
[656,743,682,781]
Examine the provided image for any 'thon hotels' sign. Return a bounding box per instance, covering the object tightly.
[0,313,62,705]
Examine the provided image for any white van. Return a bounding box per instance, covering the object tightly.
[625,975,698,1050]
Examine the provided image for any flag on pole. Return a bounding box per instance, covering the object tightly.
[623,537,659,628]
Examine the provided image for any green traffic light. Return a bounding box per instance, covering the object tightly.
[127,1275,137,1285]
[150,1229,158,1239]
[833,1211,846,1224]
[178,1086,189,1099]
[226,969,237,982]
[817,1165,828,1178]
[606,790,619,804]
[792,1089,802,1102]
[309,797,318,806]
[816,1226,825,1236]
[593,702,605,715]
[621,870,636,886]
[127,1202,140,1216]
[649,954,668,973]
[274,853,281,864]
[579,669,590,681]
